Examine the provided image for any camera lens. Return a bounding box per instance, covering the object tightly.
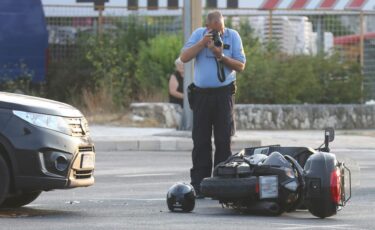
[211,31,223,47]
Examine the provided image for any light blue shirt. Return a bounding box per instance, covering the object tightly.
[182,27,246,88]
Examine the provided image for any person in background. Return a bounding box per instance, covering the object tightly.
[169,57,184,107]
[180,10,246,198]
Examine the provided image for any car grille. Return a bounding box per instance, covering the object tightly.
[79,146,94,152]
[74,169,93,179]
[72,146,95,180]
[66,117,89,137]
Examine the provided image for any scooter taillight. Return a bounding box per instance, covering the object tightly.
[330,168,341,204]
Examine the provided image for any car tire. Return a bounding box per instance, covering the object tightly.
[1,191,42,208]
[0,155,10,205]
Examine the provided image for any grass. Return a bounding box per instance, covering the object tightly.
[84,111,163,127]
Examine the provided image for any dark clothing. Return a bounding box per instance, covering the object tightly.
[169,71,184,107]
[183,25,244,194]
[190,82,236,191]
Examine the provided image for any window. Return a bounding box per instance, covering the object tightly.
[168,0,178,9]
[147,0,158,10]
[206,0,217,8]
[227,0,238,8]
[128,0,138,10]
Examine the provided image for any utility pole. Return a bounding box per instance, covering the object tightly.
[76,0,107,36]
[316,16,325,54]
[359,11,365,103]
[181,0,202,130]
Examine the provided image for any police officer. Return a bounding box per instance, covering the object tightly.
[180,11,246,198]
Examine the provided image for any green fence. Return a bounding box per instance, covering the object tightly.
[43,5,375,107]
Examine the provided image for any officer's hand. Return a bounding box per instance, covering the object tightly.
[208,45,223,59]
[199,32,213,47]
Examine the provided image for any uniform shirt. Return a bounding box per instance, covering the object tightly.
[182,27,246,88]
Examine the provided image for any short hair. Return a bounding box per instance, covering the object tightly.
[206,11,223,24]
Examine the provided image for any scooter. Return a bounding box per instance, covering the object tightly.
[200,128,351,218]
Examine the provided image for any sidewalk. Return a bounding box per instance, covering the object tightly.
[90,126,261,151]
[90,125,375,151]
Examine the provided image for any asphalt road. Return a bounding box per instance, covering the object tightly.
[0,148,374,230]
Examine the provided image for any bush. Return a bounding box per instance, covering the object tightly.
[44,16,363,110]
[0,62,42,96]
[46,41,94,105]
[135,33,183,98]
[310,53,362,103]
[46,17,152,110]
[237,48,362,104]
[86,35,133,108]
[235,20,362,104]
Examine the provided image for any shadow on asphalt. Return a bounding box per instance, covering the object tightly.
[0,207,75,218]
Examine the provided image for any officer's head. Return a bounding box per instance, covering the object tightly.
[206,11,225,34]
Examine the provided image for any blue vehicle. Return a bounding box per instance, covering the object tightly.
[0,0,48,83]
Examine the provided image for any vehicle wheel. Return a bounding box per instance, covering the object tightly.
[1,191,42,208]
[0,155,10,205]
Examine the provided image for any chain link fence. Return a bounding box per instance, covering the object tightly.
[44,5,182,60]
[228,10,375,101]
[43,5,375,101]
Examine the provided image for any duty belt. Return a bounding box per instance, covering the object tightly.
[194,82,236,95]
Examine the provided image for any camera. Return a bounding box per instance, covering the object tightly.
[210,30,223,47]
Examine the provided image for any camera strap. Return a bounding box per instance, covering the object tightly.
[215,59,226,82]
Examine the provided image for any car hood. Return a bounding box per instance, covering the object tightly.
[0,92,83,117]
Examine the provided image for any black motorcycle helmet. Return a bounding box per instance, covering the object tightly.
[166,182,195,212]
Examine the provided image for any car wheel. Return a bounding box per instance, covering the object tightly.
[1,191,42,208]
[0,155,10,205]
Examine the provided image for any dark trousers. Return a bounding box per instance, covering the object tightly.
[190,83,235,191]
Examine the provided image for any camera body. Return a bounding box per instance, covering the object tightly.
[210,30,223,47]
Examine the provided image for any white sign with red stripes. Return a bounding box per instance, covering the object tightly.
[41,0,375,11]
[255,0,373,10]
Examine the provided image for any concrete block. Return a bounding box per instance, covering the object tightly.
[176,139,193,151]
[232,139,262,151]
[94,141,118,152]
[117,140,139,151]
[139,140,161,151]
[160,139,177,151]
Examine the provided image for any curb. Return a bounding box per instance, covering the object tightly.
[93,138,262,152]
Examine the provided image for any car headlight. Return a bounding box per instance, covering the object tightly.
[13,110,71,135]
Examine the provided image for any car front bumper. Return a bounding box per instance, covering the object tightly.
[2,114,96,192]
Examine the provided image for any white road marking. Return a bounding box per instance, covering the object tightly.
[88,198,165,202]
[275,223,357,230]
[334,149,375,152]
[116,173,175,178]
[24,204,44,207]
